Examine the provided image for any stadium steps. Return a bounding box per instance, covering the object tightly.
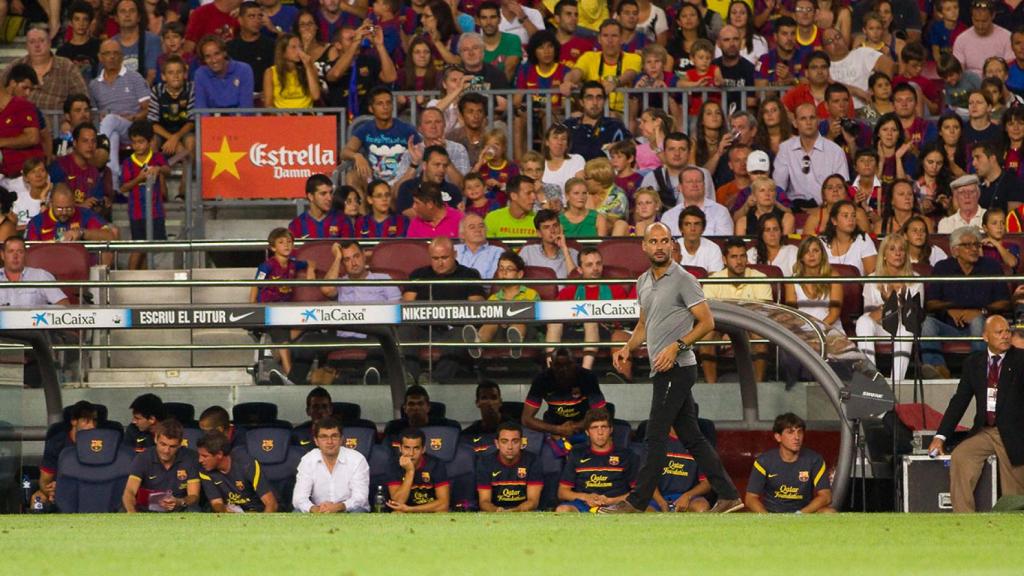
[105,269,191,368]
[81,367,252,387]
[0,38,26,66]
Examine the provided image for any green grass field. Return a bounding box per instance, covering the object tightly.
[2,513,1024,575]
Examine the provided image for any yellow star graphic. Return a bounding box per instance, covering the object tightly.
[204,137,245,180]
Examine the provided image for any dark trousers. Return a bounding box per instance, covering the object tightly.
[627,364,738,508]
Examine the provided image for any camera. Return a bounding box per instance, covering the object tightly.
[840,117,860,136]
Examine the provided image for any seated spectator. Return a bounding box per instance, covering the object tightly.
[385,428,450,513]
[782,51,834,120]
[627,187,661,237]
[727,150,793,214]
[0,68,43,181]
[874,178,926,237]
[803,174,869,236]
[462,380,506,443]
[446,92,488,167]
[560,20,640,115]
[460,173,498,219]
[148,55,195,169]
[293,416,370,513]
[542,123,587,194]
[25,184,117,242]
[89,39,150,187]
[51,94,92,161]
[119,120,170,270]
[484,175,536,238]
[856,232,921,382]
[755,96,794,158]
[334,187,361,232]
[973,141,1022,212]
[250,227,315,383]
[675,206,725,274]
[848,147,882,218]
[744,412,835,513]
[476,421,543,512]
[648,426,711,513]
[922,226,1010,378]
[471,128,519,204]
[556,407,636,513]
[857,71,895,125]
[0,236,69,306]
[122,419,200,513]
[873,113,918,187]
[754,16,806,90]
[194,35,255,109]
[734,177,794,236]
[396,145,463,215]
[49,123,107,217]
[125,392,164,453]
[32,400,97,508]
[701,237,773,383]
[227,1,276,83]
[938,174,986,234]
[609,139,642,204]
[2,64,48,161]
[784,236,843,332]
[522,347,606,441]
[184,0,241,54]
[355,180,409,238]
[547,248,636,372]
[640,132,716,209]
[821,200,877,275]
[455,212,504,279]
[401,237,485,378]
[716,145,753,211]
[289,174,352,239]
[518,210,579,279]
[563,81,631,161]
[748,213,798,276]
[57,2,102,82]
[291,387,334,449]
[902,216,947,270]
[198,431,278,513]
[773,102,850,211]
[951,0,1012,78]
[520,151,562,212]
[407,182,464,238]
[396,108,470,188]
[343,85,420,188]
[660,167,732,237]
[964,90,1000,152]
[583,157,629,234]
[560,177,608,237]
[689,101,730,184]
[980,207,1019,272]
[463,251,538,359]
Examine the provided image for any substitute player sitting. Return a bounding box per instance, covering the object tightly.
[745,413,835,514]
[476,421,543,512]
[649,426,711,512]
[556,408,636,513]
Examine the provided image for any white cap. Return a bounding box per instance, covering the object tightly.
[747,150,770,174]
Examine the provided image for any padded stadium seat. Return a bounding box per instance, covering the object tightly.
[62,403,109,423]
[420,425,475,508]
[293,241,337,278]
[794,212,810,234]
[747,264,784,302]
[294,284,329,303]
[182,427,202,450]
[683,265,707,279]
[342,426,376,459]
[523,265,559,300]
[931,235,950,257]
[54,428,134,513]
[368,443,394,497]
[522,238,584,253]
[244,425,302,512]
[522,427,545,456]
[25,242,91,304]
[831,263,863,334]
[501,401,524,422]
[488,239,509,251]
[368,266,408,280]
[597,238,646,278]
[232,402,278,428]
[162,402,195,424]
[333,401,361,421]
[911,262,932,277]
[420,425,459,462]
[369,240,430,277]
[430,401,447,418]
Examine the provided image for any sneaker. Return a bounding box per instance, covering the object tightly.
[462,325,482,359]
[363,366,381,386]
[268,368,296,386]
[506,326,523,359]
[707,498,744,513]
[596,500,642,514]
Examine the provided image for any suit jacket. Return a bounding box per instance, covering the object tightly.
[937,347,1024,466]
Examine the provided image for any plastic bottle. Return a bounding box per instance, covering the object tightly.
[21,474,30,510]
[373,485,385,513]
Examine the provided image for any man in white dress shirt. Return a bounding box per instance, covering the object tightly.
[0,236,70,306]
[773,103,850,210]
[292,416,370,513]
[660,167,732,237]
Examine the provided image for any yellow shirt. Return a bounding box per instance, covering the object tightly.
[573,51,642,113]
[707,0,752,19]
[577,0,609,31]
[703,268,773,302]
[269,66,313,109]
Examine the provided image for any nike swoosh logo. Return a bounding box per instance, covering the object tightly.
[299,440,311,445]
[767,474,778,478]
[214,481,222,485]
[506,305,531,316]
[491,471,501,477]
[580,458,591,463]
[229,312,255,322]
[41,228,53,234]
[148,475,157,480]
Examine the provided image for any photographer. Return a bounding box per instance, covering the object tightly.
[818,84,871,169]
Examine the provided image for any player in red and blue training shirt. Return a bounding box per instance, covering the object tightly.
[385,428,451,513]
[556,408,636,512]
[251,227,314,377]
[475,422,543,512]
[119,120,170,270]
[25,184,114,242]
[289,173,354,238]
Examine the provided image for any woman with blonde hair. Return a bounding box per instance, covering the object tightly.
[734,177,794,236]
[628,187,662,236]
[855,232,921,381]
[583,157,630,235]
[263,33,320,108]
[784,236,844,332]
[560,177,609,237]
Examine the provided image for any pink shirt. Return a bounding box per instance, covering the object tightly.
[635,141,663,170]
[406,206,464,238]
[952,25,1013,77]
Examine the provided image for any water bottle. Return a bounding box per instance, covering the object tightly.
[21,474,30,510]
[373,485,385,513]
[31,495,44,513]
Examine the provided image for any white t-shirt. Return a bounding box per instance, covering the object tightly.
[937,210,985,234]
[638,5,669,41]
[863,275,923,312]
[829,47,882,109]
[499,7,546,46]
[824,234,877,274]
[747,244,798,276]
[543,155,586,196]
[4,176,41,226]
[677,237,724,273]
[715,35,768,65]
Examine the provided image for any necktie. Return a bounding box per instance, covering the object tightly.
[987,355,1001,426]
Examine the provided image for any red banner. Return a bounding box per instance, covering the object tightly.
[200,115,337,199]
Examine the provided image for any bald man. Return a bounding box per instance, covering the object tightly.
[772,101,849,210]
[930,315,1024,512]
[88,39,150,186]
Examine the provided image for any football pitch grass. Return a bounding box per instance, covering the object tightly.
[3,513,1024,575]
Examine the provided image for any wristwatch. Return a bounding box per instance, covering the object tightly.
[676,339,691,352]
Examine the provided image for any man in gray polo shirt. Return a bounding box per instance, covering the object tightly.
[598,222,743,514]
[88,39,150,187]
[0,236,69,306]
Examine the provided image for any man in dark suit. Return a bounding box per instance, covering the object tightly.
[929,315,1024,512]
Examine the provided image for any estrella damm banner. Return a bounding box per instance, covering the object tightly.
[200,115,337,199]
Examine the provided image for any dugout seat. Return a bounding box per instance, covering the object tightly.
[421,425,476,509]
[369,240,430,277]
[162,402,202,449]
[54,428,134,513]
[332,402,378,430]
[25,242,90,304]
[232,402,278,428]
[597,238,646,278]
[342,426,377,460]
[501,401,524,422]
[244,424,302,512]
[368,443,394,500]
